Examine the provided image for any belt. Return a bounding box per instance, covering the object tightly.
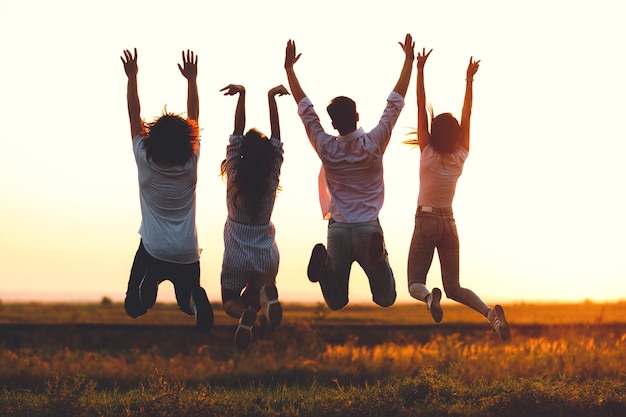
[418,206,453,214]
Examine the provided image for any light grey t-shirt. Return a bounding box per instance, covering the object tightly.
[133,135,200,263]
[418,144,468,208]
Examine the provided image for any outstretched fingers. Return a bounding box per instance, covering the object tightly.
[467,56,480,78]
[284,39,302,69]
[398,33,415,60]
[416,47,433,69]
[121,48,138,77]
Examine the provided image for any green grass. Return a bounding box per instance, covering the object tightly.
[1,301,625,416]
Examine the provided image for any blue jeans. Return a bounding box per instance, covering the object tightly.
[407,209,489,315]
[318,220,396,310]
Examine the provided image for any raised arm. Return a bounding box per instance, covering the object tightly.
[121,48,143,139]
[284,40,306,104]
[460,57,480,151]
[178,50,199,122]
[268,85,290,141]
[392,33,415,97]
[220,84,246,136]
[416,47,433,151]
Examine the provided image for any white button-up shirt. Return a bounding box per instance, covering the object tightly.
[297,92,405,223]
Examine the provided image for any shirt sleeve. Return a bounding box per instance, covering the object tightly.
[297,97,334,154]
[226,134,244,161]
[368,91,405,152]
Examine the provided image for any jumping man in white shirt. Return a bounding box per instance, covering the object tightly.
[284,35,414,310]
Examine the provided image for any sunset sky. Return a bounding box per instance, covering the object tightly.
[1,0,625,306]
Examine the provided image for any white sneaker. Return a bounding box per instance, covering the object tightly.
[235,307,257,350]
[260,283,282,327]
[426,288,443,323]
[488,305,510,341]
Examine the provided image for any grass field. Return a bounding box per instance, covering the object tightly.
[1,301,625,416]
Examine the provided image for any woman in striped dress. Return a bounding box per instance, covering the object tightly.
[219,83,289,349]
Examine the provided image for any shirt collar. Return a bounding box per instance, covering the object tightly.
[337,127,365,142]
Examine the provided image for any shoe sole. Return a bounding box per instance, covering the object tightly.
[494,305,510,341]
[429,288,443,323]
[307,244,327,282]
[235,308,257,350]
[191,287,214,334]
[261,283,282,327]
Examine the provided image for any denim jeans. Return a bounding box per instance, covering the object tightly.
[407,210,489,315]
[318,220,396,310]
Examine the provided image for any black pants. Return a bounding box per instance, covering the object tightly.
[127,240,201,315]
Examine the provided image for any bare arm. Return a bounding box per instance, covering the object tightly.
[178,50,199,122]
[268,85,290,141]
[392,33,415,97]
[416,47,433,151]
[284,40,306,104]
[121,48,143,139]
[460,57,480,151]
[220,84,246,136]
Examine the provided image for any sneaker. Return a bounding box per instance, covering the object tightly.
[139,276,159,310]
[307,243,327,282]
[488,305,510,341]
[369,232,385,263]
[426,288,443,323]
[260,283,282,327]
[124,288,147,318]
[235,307,257,350]
[190,287,214,334]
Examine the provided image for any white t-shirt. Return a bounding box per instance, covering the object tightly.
[133,135,200,263]
[417,144,469,208]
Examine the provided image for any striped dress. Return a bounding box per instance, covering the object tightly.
[220,135,284,292]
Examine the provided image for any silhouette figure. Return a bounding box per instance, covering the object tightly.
[406,48,509,340]
[121,48,213,333]
[219,84,288,349]
[284,35,414,310]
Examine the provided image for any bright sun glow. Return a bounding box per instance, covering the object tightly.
[1,0,625,304]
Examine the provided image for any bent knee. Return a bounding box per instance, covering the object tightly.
[373,292,396,308]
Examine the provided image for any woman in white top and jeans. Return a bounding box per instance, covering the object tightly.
[406,48,510,341]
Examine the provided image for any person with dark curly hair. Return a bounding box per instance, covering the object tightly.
[120,48,213,334]
[405,48,509,341]
[219,84,288,349]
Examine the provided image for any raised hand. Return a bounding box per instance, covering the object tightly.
[398,33,415,62]
[121,48,138,78]
[220,84,245,96]
[178,49,198,80]
[284,40,302,70]
[466,57,480,80]
[268,85,290,97]
[416,47,433,71]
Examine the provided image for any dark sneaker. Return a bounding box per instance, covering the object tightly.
[426,288,443,323]
[124,288,147,318]
[369,232,385,263]
[260,283,282,327]
[139,276,159,310]
[235,307,257,350]
[488,305,510,341]
[307,243,327,282]
[190,287,214,334]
